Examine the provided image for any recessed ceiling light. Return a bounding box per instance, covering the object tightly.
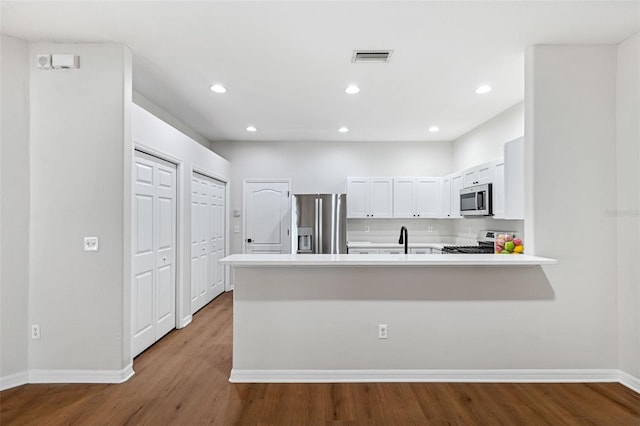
[345,85,360,94]
[428,126,439,133]
[475,85,492,94]
[338,127,349,133]
[210,84,227,93]
[246,126,257,132]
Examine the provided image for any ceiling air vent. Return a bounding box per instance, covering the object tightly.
[352,50,393,63]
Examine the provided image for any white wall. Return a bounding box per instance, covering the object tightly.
[211,140,453,253]
[0,34,30,386]
[616,33,640,379]
[131,103,231,325]
[29,43,132,373]
[526,45,618,368]
[452,102,524,171]
[133,92,211,148]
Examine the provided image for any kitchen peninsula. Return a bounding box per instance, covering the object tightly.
[220,253,557,383]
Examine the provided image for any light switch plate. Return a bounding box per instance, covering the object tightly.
[84,237,99,252]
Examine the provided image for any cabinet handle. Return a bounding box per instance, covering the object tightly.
[247,238,252,243]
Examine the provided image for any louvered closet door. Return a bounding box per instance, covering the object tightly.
[132,150,177,357]
[191,173,226,314]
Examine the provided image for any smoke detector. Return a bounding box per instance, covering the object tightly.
[351,50,393,63]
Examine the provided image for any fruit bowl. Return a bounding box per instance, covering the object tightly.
[495,233,523,254]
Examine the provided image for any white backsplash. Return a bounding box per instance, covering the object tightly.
[347,217,524,245]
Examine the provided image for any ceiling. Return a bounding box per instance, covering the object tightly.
[2,1,638,143]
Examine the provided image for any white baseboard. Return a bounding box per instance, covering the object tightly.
[230,368,620,384]
[0,370,29,391]
[619,370,640,393]
[28,363,134,385]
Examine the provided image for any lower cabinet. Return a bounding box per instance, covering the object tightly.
[380,248,404,254]
[410,247,432,254]
[349,248,380,254]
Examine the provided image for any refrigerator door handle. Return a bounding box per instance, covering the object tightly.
[314,197,320,253]
[318,197,323,254]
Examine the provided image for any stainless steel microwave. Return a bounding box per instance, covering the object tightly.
[460,183,493,216]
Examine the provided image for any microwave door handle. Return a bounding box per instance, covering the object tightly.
[475,192,480,211]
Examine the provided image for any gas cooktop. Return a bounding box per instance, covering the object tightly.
[442,244,494,254]
[442,230,516,254]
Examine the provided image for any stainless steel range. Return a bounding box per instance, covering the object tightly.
[442,230,513,254]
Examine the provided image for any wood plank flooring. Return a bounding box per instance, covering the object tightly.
[2,291,639,425]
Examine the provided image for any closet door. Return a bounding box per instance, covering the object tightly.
[191,173,226,313]
[191,175,208,313]
[132,150,176,357]
[211,182,226,298]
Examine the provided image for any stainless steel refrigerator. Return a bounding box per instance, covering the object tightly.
[292,194,347,254]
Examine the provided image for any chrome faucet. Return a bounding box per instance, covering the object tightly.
[398,226,408,254]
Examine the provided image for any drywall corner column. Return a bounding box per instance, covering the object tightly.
[0,34,31,385]
[29,43,132,374]
[616,32,640,379]
[525,45,618,367]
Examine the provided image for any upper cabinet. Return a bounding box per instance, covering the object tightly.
[347,177,393,218]
[463,161,496,187]
[440,172,463,219]
[504,137,524,220]
[492,158,506,219]
[393,177,441,218]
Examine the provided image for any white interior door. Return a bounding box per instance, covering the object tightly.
[132,150,176,357]
[191,173,226,313]
[244,180,291,254]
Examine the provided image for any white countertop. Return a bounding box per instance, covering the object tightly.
[220,253,557,267]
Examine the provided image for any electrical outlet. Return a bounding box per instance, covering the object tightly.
[378,324,388,339]
[32,324,41,339]
[365,226,370,232]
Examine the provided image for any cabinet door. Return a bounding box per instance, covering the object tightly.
[393,178,415,218]
[477,162,495,185]
[505,137,525,219]
[493,159,505,218]
[380,248,404,254]
[450,173,464,218]
[369,178,393,218]
[347,178,369,218]
[410,247,432,254]
[463,167,478,188]
[349,248,380,254]
[415,177,440,218]
[440,176,452,218]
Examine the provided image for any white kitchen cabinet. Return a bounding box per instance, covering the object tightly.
[393,177,441,218]
[504,137,525,219]
[348,248,380,254]
[463,161,495,188]
[440,175,452,218]
[450,172,464,218]
[347,177,393,218]
[410,247,432,254]
[380,248,404,254]
[492,158,505,218]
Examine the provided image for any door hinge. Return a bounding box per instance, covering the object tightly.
[287,191,290,197]
[287,229,290,235]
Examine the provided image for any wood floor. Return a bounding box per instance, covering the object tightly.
[2,292,639,425]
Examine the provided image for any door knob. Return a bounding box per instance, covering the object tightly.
[162,256,167,262]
